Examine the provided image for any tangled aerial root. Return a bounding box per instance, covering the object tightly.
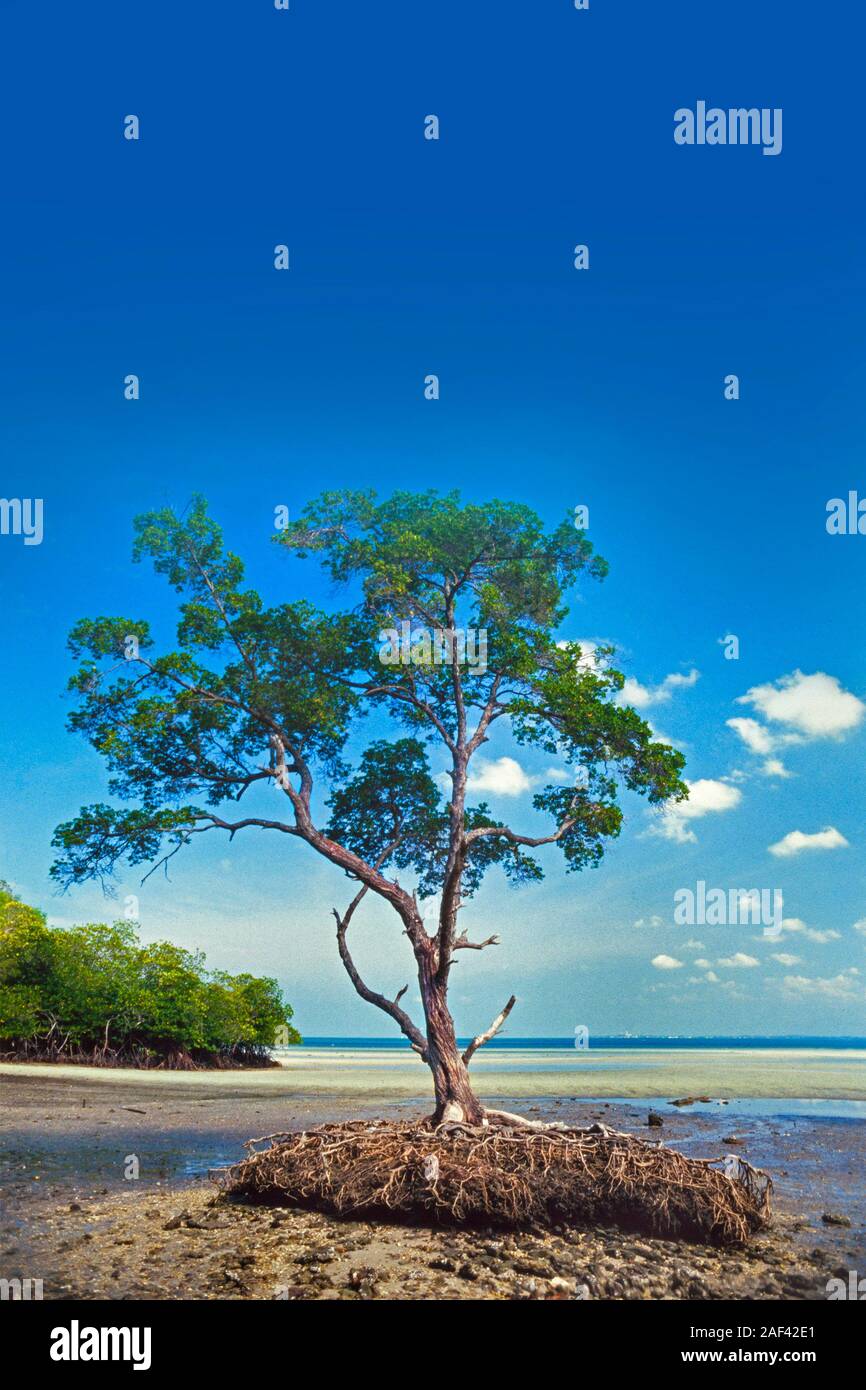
[219,1118,772,1246]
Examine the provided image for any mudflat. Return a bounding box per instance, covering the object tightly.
[1,1066,864,1300]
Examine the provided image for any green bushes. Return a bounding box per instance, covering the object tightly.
[0,881,300,1067]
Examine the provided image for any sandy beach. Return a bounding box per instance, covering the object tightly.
[2,1055,865,1300]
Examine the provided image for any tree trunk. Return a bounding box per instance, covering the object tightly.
[420,962,484,1125]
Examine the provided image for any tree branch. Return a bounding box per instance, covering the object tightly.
[452,932,500,952]
[138,814,299,884]
[463,813,580,851]
[462,994,516,1065]
[334,905,428,1058]
[361,682,456,755]
[466,673,503,756]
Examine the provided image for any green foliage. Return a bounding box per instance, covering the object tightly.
[282,491,688,876]
[51,490,687,904]
[0,884,299,1064]
[280,489,608,623]
[325,739,544,898]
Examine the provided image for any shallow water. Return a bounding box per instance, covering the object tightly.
[5,1047,865,1099]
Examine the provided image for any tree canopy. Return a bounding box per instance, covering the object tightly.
[52,491,685,888]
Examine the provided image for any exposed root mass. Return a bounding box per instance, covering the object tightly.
[220,1118,772,1246]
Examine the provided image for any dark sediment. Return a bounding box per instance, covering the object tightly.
[1,1073,864,1300]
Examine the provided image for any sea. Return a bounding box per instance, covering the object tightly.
[296,1035,866,1051]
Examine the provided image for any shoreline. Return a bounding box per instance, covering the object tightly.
[4,1044,866,1101]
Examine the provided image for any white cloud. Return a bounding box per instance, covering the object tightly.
[737,670,864,739]
[620,678,652,708]
[716,952,760,969]
[771,953,802,966]
[466,756,533,796]
[646,725,684,751]
[685,971,733,989]
[728,671,864,779]
[664,669,701,692]
[544,766,571,783]
[775,917,841,945]
[650,778,742,844]
[768,827,849,858]
[465,756,583,796]
[726,717,774,755]
[761,758,793,779]
[693,958,711,968]
[854,919,866,937]
[634,915,664,928]
[651,954,683,970]
[684,939,705,949]
[781,969,863,1002]
[618,668,699,711]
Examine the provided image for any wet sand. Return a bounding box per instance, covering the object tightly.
[1,1066,864,1300]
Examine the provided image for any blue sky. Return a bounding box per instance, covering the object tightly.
[1,0,864,1037]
